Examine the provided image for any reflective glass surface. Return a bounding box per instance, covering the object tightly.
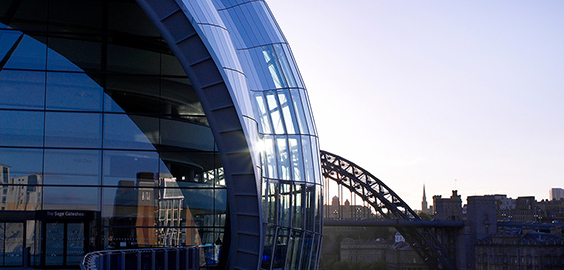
[45,112,102,148]
[0,110,44,147]
[1,0,324,269]
[0,1,226,267]
[44,149,101,185]
[0,70,45,109]
[212,1,324,268]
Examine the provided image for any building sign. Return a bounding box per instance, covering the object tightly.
[40,210,87,219]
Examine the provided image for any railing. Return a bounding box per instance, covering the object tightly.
[81,247,200,270]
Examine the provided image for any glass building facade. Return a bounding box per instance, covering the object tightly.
[0,0,322,269]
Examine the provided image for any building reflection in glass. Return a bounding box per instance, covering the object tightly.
[0,1,227,266]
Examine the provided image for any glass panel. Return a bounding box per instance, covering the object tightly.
[308,234,320,270]
[45,46,82,72]
[290,89,309,134]
[254,92,272,134]
[103,114,156,150]
[292,184,303,229]
[288,136,303,181]
[4,222,23,266]
[273,44,296,87]
[102,151,159,186]
[66,223,85,265]
[102,186,142,243]
[265,91,285,134]
[276,137,290,180]
[213,189,228,222]
[160,118,214,151]
[175,187,216,228]
[263,136,277,179]
[301,92,317,136]
[267,181,278,224]
[261,225,277,269]
[300,232,313,270]
[301,136,315,183]
[25,220,36,266]
[45,112,102,148]
[0,182,41,211]
[0,110,44,147]
[0,148,43,179]
[5,35,47,70]
[312,138,322,185]
[160,78,204,123]
[0,223,3,265]
[272,228,288,269]
[107,44,160,75]
[262,45,286,88]
[43,187,100,211]
[279,183,291,227]
[46,72,103,111]
[0,70,45,109]
[262,178,269,221]
[305,185,315,231]
[0,29,22,61]
[315,190,322,233]
[45,223,64,266]
[47,37,101,71]
[278,90,298,134]
[286,230,302,270]
[44,149,101,185]
[104,75,159,114]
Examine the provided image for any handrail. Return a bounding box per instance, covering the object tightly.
[81,246,200,270]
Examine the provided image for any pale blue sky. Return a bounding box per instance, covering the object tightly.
[268,0,564,208]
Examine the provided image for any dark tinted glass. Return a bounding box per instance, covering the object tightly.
[0,70,45,109]
[45,112,102,148]
[46,72,103,111]
[102,151,159,186]
[4,35,46,70]
[0,148,43,177]
[44,149,101,185]
[103,114,157,150]
[43,186,100,210]
[0,110,44,147]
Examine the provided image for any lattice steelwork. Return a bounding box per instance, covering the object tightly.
[320,150,456,270]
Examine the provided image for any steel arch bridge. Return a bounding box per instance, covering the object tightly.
[320,150,457,270]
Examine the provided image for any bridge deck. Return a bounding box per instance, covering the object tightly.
[324,219,464,228]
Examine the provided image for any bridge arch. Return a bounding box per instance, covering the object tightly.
[320,150,457,270]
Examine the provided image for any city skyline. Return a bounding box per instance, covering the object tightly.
[268,0,564,209]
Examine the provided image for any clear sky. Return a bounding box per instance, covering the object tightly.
[267,0,564,208]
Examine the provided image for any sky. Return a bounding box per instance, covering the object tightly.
[267,0,564,209]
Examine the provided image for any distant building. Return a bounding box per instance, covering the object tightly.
[513,196,537,222]
[475,230,564,270]
[324,196,374,220]
[386,241,429,270]
[433,190,463,220]
[550,188,564,201]
[340,238,387,263]
[537,199,564,223]
[395,232,405,243]
[492,194,516,222]
[339,234,427,270]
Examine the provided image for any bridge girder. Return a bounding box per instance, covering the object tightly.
[320,150,457,270]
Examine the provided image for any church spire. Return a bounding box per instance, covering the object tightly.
[422,184,428,213]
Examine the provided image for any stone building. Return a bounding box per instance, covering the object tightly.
[475,230,564,269]
[433,190,463,220]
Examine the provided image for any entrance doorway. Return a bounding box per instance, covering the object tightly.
[37,210,98,268]
[0,222,25,266]
[44,222,85,266]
